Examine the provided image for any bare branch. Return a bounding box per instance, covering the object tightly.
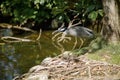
[68,19,81,28]
[52,32,62,41]
[1,29,42,43]
[13,25,36,33]
[68,13,81,28]
[0,23,36,33]
[1,36,33,43]
[61,23,65,28]
[36,28,42,41]
[74,13,80,19]
[52,23,65,35]
[68,19,75,28]
[71,20,81,27]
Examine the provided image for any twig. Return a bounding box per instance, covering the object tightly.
[1,36,33,43]
[36,28,42,41]
[52,32,62,41]
[68,13,81,28]
[52,41,65,53]
[88,66,92,78]
[1,28,42,43]
[71,20,81,27]
[52,23,64,35]
[74,13,80,18]
[13,25,36,33]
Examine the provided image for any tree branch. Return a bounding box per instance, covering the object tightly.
[0,23,36,33]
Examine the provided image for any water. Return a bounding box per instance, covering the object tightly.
[0,30,77,80]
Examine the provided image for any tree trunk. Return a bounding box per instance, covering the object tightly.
[102,0,120,44]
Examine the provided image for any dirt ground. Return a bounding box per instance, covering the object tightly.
[14,51,120,80]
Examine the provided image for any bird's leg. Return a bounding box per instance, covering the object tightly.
[72,37,77,50]
[79,38,84,49]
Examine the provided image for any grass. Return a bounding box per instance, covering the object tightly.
[86,43,120,65]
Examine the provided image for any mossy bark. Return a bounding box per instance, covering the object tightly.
[101,0,120,44]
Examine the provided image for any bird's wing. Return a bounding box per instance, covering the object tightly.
[83,27,93,32]
[83,27,94,34]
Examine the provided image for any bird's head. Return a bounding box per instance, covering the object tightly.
[52,27,67,35]
[57,27,67,32]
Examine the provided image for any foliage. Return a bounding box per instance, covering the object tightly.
[0,0,52,23]
[75,0,103,22]
[0,0,103,26]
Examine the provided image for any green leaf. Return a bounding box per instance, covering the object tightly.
[13,10,19,17]
[40,0,45,5]
[86,5,95,13]
[88,11,98,21]
[51,7,63,15]
[97,9,104,17]
[46,3,52,9]
[34,0,40,4]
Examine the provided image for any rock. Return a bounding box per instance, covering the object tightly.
[0,28,13,37]
[29,65,47,73]
[27,71,49,80]
[41,57,53,65]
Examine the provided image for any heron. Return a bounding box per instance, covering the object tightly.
[53,26,94,49]
[57,26,94,38]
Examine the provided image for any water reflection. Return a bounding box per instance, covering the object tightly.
[0,31,76,80]
[0,44,19,80]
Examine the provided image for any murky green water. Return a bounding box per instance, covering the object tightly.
[0,31,78,80]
